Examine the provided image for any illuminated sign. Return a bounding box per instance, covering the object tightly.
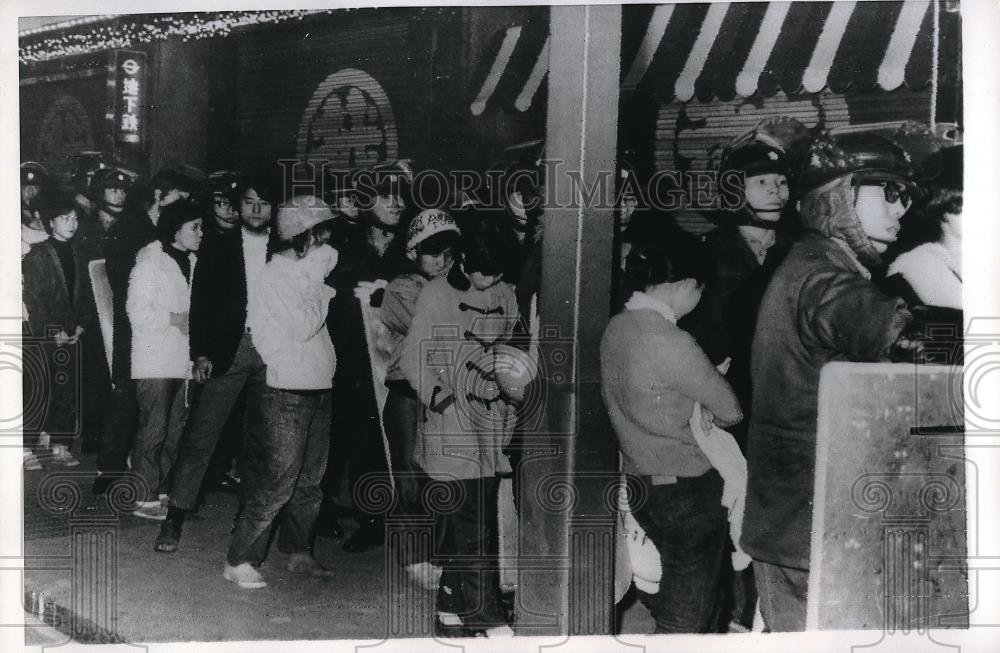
[109,50,146,150]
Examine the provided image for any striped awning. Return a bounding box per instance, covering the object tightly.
[470,1,946,115]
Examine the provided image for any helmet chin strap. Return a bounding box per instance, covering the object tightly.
[737,206,784,229]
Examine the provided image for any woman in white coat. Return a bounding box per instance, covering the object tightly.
[127,199,202,520]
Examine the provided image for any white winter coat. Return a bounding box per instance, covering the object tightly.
[127,241,196,379]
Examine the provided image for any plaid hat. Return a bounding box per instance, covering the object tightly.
[406,209,461,250]
[276,195,334,240]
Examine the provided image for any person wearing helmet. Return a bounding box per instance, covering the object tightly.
[20,162,50,256]
[678,139,799,631]
[741,131,916,631]
[203,171,242,234]
[92,168,194,496]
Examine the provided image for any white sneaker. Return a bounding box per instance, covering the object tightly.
[50,445,79,467]
[223,563,267,589]
[23,449,42,471]
[132,501,168,521]
[484,624,514,638]
[404,561,442,591]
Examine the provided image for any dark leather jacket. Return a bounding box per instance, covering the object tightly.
[741,176,911,569]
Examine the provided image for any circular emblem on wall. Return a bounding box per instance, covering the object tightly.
[296,68,398,170]
[35,94,95,181]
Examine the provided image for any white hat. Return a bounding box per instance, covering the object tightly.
[406,208,461,251]
[276,195,333,240]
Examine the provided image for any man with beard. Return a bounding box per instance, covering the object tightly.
[319,168,411,551]
[154,173,276,550]
[92,168,194,495]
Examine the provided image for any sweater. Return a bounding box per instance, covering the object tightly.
[249,254,337,390]
[600,304,743,478]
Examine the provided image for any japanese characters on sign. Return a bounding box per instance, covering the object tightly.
[110,50,145,150]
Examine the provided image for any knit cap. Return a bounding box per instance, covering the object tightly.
[406,209,461,250]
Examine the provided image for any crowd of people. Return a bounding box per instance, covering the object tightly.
[19,116,962,637]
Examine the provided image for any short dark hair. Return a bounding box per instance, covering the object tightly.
[156,197,203,244]
[623,232,714,292]
[415,230,460,256]
[35,192,79,234]
[238,173,280,207]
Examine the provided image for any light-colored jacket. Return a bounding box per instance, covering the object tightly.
[249,254,337,390]
[399,271,520,480]
[127,241,196,379]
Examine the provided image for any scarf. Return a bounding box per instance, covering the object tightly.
[624,290,678,324]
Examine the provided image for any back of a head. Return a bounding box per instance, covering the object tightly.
[623,232,713,293]
[459,207,520,277]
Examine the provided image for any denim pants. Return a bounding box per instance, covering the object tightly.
[434,477,506,630]
[168,335,265,511]
[628,469,728,633]
[753,559,808,632]
[133,378,189,501]
[227,386,331,567]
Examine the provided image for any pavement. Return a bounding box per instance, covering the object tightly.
[20,452,653,646]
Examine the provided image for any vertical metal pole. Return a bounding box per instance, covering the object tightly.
[516,4,621,636]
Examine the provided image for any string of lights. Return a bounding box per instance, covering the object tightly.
[20,10,333,64]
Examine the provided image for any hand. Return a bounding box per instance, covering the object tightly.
[67,326,84,345]
[716,357,731,375]
[53,330,71,346]
[700,406,716,433]
[192,356,213,383]
[170,312,189,335]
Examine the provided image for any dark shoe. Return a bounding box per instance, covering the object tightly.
[154,518,183,553]
[215,472,240,494]
[287,552,336,578]
[342,519,385,553]
[92,474,111,496]
[315,514,344,539]
[323,500,355,520]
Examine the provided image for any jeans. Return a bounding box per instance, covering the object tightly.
[227,386,331,567]
[434,477,506,630]
[754,559,808,632]
[168,335,265,511]
[628,469,728,633]
[133,378,189,501]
